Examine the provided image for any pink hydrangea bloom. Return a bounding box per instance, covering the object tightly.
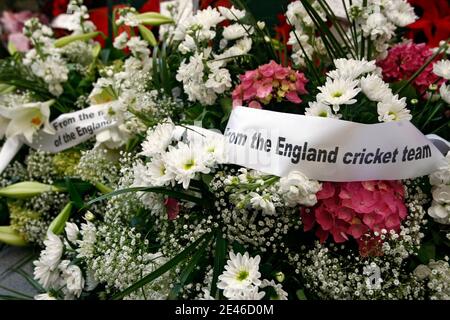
[301,180,407,254]
[232,60,308,108]
[377,43,443,93]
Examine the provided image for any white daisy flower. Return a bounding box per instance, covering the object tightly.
[360,74,393,102]
[377,95,412,122]
[34,293,57,300]
[329,58,377,80]
[217,252,262,298]
[304,101,336,118]
[317,78,361,111]
[146,156,175,186]
[433,60,450,80]
[439,83,450,104]
[140,120,175,157]
[163,142,210,189]
[385,0,417,27]
[261,279,289,300]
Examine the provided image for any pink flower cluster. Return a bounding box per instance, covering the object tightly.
[0,11,48,52]
[301,180,408,250]
[232,60,308,109]
[377,43,442,93]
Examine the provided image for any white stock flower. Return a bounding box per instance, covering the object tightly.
[362,12,395,40]
[140,121,175,157]
[385,0,417,27]
[305,101,336,118]
[360,74,393,102]
[163,142,210,189]
[77,221,96,259]
[329,58,377,80]
[205,62,232,94]
[249,192,276,215]
[440,84,450,104]
[59,261,85,298]
[278,171,321,207]
[218,6,246,21]
[317,78,361,111]
[214,37,253,61]
[127,36,150,58]
[113,31,129,49]
[222,24,252,40]
[377,95,412,122]
[2,100,55,143]
[260,279,288,300]
[433,60,450,80]
[429,152,450,185]
[217,252,262,299]
[65,222,80,243]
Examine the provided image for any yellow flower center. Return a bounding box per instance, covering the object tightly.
[31,116,42,126]
[332,91,343,98]
[183,159,195,170]
[236,270,249,281]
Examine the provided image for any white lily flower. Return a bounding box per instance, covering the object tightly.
[2,100,55,143]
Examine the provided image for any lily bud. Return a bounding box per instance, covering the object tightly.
[0,182,63,199]
[54,31,100,48]
[94,182,113,194]
[135,12,174,26]
[275,271,285,282]
[85,211,95,221]
[0,226,27,246]
[48,202,73,235]
[138,25,157,47]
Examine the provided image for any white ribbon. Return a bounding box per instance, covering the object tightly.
[223,107,448,181]
[0,104,116,174]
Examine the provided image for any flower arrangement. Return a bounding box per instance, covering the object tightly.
[0,0,449,301]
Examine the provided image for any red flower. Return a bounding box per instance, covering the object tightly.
[164,198,180,221]
[406,0,450,47]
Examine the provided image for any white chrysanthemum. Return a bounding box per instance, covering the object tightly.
[433,60,450,80]
[360,74,393,102]
[42,231,64,268]
[34,293,57,300]
[229,286,265,300]
[317,78,361,110]
[218,6,246,21]
[440,84,450,104]
[329,58,377,80]
[140,121,175,157]
[192,135,228,167]
[163,142,210,189]
[249,192,276,215]
[146,156,175,186]
[385,0,417,27]
[377,95,412,122]
[59,261,85,298]
[217,252,262,298]
[33,260,60,289]
[65,222,80,243]
[278,171,321,207]
[261,279,288,300]
[305,101,336,118]
[286,0,324,29]
[222,24,253,40]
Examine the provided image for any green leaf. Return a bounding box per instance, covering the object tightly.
[210,231,227,298]
[86,186,207,207]
[168,237,211,299]
[65,178,84,209]
[111,232,213,300]
[418,243,436,264]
